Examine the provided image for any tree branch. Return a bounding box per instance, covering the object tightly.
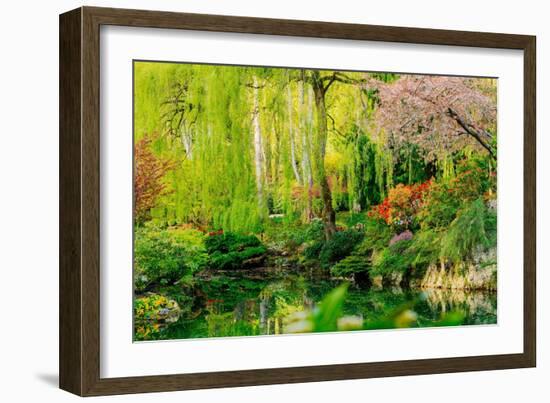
[447,108,496,159]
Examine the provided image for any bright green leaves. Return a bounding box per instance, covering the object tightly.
[312,283,349,332]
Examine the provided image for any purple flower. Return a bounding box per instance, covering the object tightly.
[389,230,413,246]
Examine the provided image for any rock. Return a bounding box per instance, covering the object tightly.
[422,288,496,316]
[385,271,404,287]
[417,247,497,291]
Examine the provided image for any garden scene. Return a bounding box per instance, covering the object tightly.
[133,61,497,341]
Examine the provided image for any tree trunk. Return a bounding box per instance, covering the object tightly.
[252,76,264,208]
[288,83,302,184]
[312,75,336,240]
[300,81,314,222]
[181,126,193,160]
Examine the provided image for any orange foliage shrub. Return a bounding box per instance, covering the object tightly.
[369,180,431,230]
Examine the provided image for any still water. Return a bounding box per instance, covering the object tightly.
[149,269,497,340]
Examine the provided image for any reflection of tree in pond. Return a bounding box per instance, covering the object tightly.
[176,275,311,338]
[153,273,496,340]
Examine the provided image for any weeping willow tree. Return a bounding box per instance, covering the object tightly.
[134,62,402,234]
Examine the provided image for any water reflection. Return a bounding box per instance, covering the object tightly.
[155,272,497,340]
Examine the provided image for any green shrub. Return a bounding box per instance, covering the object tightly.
[440,198,495,262]
[239,246,267,260]
[297,219,325,243]
[420,159,493,229]
[419,182,461,228]
[354,217,393,255]
[208,252,239,270]
[407,229,441,268]
[303,240,325,260]
[331,255,370,277]
[134,228,208,288]
[264,219,324,250]
[205,232,261,254]
[304,229,364,268]
[319,230,364,266]
[343,212,368,228]
[206,232,266,270]
[371,239,414,276]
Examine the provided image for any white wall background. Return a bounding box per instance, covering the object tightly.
[0,0,546,401]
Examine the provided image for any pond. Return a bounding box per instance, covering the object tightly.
[142,268,497,341]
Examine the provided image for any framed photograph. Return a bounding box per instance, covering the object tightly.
[59,6,536,396]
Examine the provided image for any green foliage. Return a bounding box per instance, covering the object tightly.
[134,228,207,288]
[263,219,324,251]
[407,229,441,268]
[349,129,383,209]
[420,158,494,228]
[294,219,325,243]
[303,240,324,260]
[305,229,364,268]
[342,212,368,228]
[330,255,370,277]
[312,283,349,332]
[319,230,364,265]
[371,239,415,276]
[440,198,495,262]
[206,232,267,270]
[355,217,393,254]
[393,144,429,185]
[205,232,261,254]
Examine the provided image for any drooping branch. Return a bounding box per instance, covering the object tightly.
[161,82,200,160]
[447,108,496,159]
[320,72,368,92]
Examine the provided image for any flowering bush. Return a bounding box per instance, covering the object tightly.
[369,180,431,231]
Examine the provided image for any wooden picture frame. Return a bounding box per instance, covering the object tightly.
[59,6,536,396]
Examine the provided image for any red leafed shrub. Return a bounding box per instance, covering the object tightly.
[368,180,431,230]
[134,135,175,224]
